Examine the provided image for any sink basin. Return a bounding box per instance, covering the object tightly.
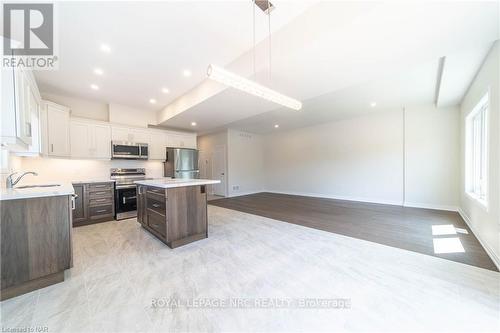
[15,184,61,189]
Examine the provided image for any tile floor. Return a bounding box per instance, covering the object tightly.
[1,206,499,332]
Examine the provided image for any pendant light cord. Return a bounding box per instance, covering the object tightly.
[253,0,256,78]
[267,0,272,81]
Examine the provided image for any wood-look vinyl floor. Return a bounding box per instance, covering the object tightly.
[209,192,498,271]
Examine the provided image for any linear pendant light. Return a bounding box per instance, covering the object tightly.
[206,64,302,111]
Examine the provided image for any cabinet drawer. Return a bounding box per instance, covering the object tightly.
[147,196,166,215]
[89,204,113,219]
[88,183,114,191]
[147,209,166,237]
[147,187,166,197]
[89,197,113,207]
[88,189,113,198]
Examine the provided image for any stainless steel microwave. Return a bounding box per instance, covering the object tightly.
[111,141,148,160]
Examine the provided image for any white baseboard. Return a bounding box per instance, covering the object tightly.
[458,208,500,270]
[403,201,459,212]
[264,190,403,206]
[228,190,262,198]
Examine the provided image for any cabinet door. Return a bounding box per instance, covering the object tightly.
[70,121,91,158]
[111,126,131,142]
[47,104,70,156]
[149,131,167,160]
[14,69,32,146]
[137,185,147,226]
[92,124,111,159]
[72,184,87,225]
[131,129,150,144]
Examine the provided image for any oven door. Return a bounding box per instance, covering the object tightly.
[112,143,140,159]
[115,186,137,219]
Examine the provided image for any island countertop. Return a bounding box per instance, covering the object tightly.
[134,178,220,188]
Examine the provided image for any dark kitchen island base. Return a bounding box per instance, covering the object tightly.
[136,184,208,248]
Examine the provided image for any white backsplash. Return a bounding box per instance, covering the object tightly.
[15,156,164,183]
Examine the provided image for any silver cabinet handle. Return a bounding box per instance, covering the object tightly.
[96,209,107,213]
[94,185,107,188]
[51,143,54,152]
[94,198,107,202]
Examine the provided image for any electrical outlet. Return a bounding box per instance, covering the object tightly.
[232,185,240,191]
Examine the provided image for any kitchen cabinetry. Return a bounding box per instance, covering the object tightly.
[137,185,208,248]
[149,131,167,160]
[46,102,71,157]
[111,126,150,144]
[167,133,197,149]
[1,195,72,300]
[1,66,41,151]
[70,119,111,159]
[136,185,147,226]
[72,181,115,227]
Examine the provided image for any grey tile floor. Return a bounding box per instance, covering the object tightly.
[1,205,499,332]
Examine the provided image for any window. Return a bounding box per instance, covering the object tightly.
[465,92,489,206]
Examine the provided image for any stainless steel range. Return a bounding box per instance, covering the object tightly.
[111,168,148,220]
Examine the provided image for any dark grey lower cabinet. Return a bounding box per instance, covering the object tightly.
[72,182,115,227]
[137,185,208,248]
[1,195,72,300]
[73,184,87,224]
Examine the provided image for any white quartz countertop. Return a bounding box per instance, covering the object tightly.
[0,182,75,201]
[134,178,221,189]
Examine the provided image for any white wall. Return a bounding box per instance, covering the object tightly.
[109,103,158,128]
[459,42,499,267]
[15,156,164,183]
[262,105,461,209]
[227,129,264,197]
[263,110,405,205]
[42,92,109,121]
[405,105,460,210]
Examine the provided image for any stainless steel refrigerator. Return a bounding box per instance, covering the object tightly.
[164,148,200,179]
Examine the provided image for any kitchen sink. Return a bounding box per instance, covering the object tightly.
[15,184,61,189]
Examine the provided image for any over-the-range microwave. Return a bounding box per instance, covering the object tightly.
[111,141,149,160]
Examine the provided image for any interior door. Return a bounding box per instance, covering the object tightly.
[211,146,226,196]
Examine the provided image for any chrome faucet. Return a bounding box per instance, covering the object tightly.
[6,172,38,188]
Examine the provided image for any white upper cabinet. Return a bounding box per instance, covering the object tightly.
[70,121,90,158]
[111,126,131,142]
[167,133,197,149]
[46,102,71,157]
[93,124,112,159]
[149,131,167,160]
[111,126,150,144]
[71,119,111,159]
[1,67,40,150]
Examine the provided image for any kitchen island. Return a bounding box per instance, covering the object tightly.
[134,178,220,248]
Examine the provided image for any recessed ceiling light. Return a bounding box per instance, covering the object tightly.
[94,68,103,75]
[370,102,377,107]
[191,122,197,126]
[161,87,170,94]
[149,99,157,104]
[90,84,99,90]
[183,69,192,77]
[100,44,111,53]
[274,124,279,128]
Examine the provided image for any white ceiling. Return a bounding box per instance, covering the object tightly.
[34,1,499,135]
[160,1,498,134]
[34,0,315,110]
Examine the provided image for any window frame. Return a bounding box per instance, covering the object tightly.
[465,90,489,209]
